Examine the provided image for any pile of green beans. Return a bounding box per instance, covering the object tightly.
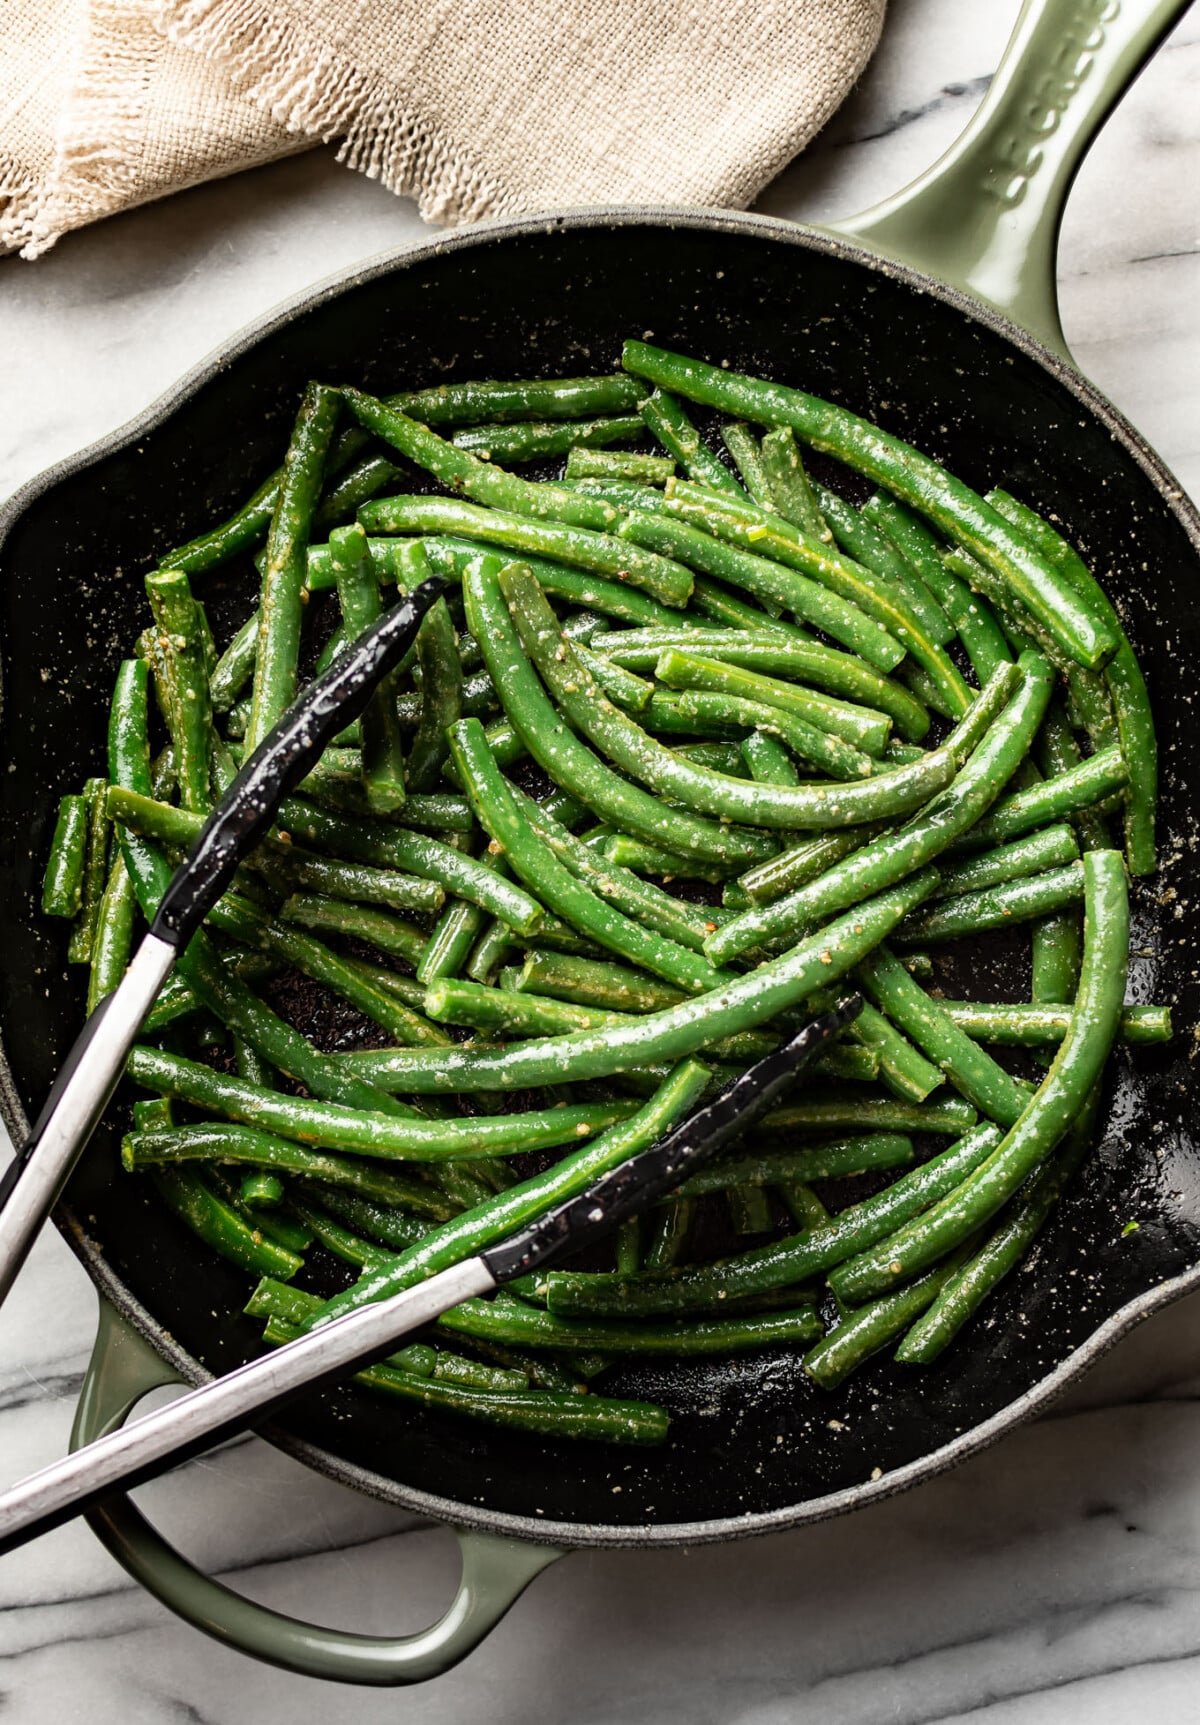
[41,347,1169,1440]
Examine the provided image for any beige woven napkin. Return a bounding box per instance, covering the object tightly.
[3,0,885,259]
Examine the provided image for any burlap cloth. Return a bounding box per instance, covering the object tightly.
[2,0,885,260]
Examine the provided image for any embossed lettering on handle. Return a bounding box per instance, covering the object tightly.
[829,0,1190,360]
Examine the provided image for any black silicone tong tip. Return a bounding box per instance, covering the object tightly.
[151,576,447,951]
[482,995,863,1284]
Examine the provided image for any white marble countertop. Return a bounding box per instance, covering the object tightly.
[2,2,1199,1719]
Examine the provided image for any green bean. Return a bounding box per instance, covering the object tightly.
[451,415,643,461]
[726,1185,773,1234]
[145,569,213,811]
[278,894,427,968]
[417,898,489,986]
[601,834,734,883]
[933,1000,1169,1048]
[543,1122,1001,1318]
[719,422,775,506]
[734,829,879,909]
[830,850,1128,1303]
[331,869,937,1095]
[254,847,444,915]
[345,390,631,537]
[446,1286,825,1355]
[126,1124,461,1216]
[328,522,408,812]
[705,656,1039,963]
[448,718,727,994]
[762,1091,976,1135]
[210,612,259,712]
[665,689,875,781]
[741,729,800,786]
[804,1251,972,1389]
[314,454,401,530]
[857,946,1030,1128]
[943,544,1117,744]
[591,628,929,743]
[682,471,957,657]
[419,535,687,628]
[644,1198,695,1270]
[402,373,648,426]
[837,1000,944,1104]
[42,794,88,917]
[65,780,110,964]
[893,862,1085,945]
[896,1098,1098,1363]
[157,380,640,575]
[463,556,772,866]
[952,743,1128,852]
[758,427,830,542]
[158,471,281,576]
[566,447,676,484]
[245,383,341,750]
[505,949,684,1014]
[151,1167,304,1279]
[575,643,654,713]
[105,783,531,938]
[269,798,543,928]
[622,342,1117,671]
[672,1134,915,1197]
[1031,906,1083,1009]
[860,494,1013,685]
[813,484,916,582]
[361,493,692,608]
[87,856,137,1010]
[428,1349,530,1392]
[987,487,1156,874]
[620,508,906,673]
[930,824,1079,901]
[655,650,891,756]
[505,561,975,833]
[639,388,743,498]
[127,1044,638,1166]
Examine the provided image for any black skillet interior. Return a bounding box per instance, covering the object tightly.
[2,214,1199,1541]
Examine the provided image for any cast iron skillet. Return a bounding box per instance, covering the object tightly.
[1,0,1198,1685]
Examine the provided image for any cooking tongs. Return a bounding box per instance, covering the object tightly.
[0,573,859,1554]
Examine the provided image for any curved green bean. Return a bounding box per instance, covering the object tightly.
[829,850,1128,1303]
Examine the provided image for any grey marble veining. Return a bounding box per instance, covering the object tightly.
[1,1,1199,1718]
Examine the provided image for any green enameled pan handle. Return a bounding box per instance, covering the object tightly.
[829,0,1192,361]
[70,1301,563,1685]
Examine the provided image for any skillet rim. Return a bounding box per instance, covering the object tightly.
[2,203,1199,1551]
